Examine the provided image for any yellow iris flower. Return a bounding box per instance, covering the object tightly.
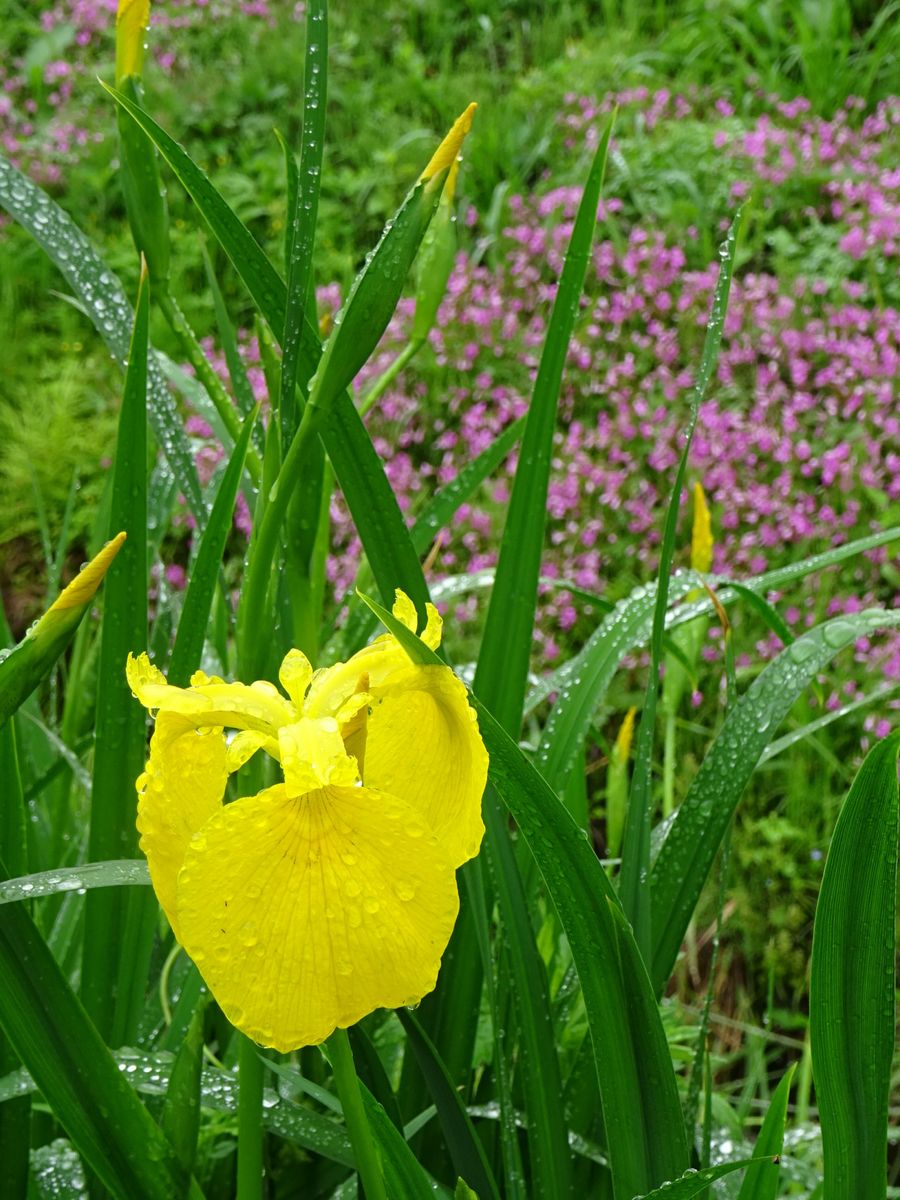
[126,591,487,1052]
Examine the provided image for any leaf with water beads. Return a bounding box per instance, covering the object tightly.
[810,731,899,1199]
[0,860,150,906]
[0,153,205,524]
[632,1158,779,1199]
[650,607,900,994]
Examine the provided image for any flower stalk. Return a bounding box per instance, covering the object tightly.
[327,1028,388,1200]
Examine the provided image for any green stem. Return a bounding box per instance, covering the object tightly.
[662,709,676,819]
[158,289,262,483]
[358,338,423,419]
[237,401,324,679]
[236,1035,264,1200]
[328,1027,387,1200]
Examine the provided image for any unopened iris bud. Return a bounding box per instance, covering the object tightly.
[690,482,713,574]
[114,0,170,284]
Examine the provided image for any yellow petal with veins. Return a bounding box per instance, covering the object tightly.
[175,784,459,1051]
[364,663,486,867]
[136,712,227,938]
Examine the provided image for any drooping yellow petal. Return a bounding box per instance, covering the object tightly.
[420,103,477,185]
[364,663,486,867]
[126,652,294,734]
[175,784,460,1051]
[278,718,359,795]
[116,0,151,84]
[225,730,280,775]
[690,482,713,574]
[136,712,227,938]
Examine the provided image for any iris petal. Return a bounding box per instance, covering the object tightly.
[127,652,295,734]
[278,717,359,794]
[175,784,460,1051]
[364,664,487,867]
[136,712,228,938]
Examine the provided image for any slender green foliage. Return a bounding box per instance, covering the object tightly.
[82,266,150,1041]
[619,210,742,958]
[810,732,899,1197]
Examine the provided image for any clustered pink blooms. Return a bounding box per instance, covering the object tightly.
[176,90,899,726]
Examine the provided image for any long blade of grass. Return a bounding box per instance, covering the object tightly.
[633,1160,776,1199]
[396,1009,500,1200]
[81,265,151,1043]
[650,608,900,993]
[473,116,612,731]
[0,153,206,525]
[810,731,899,1198]
[323,393,432,613]
[0,721,30,1196]
[100,84,287,332]
[168,404,260,686]
[279,0,327,444]
[758,683,899,765]
[455,125,612,1199]
[737,1063,794,1200]
[332,414,525,659]
[0,859,149,904]
[619,210,742,958]
[0,878,201,1200]
[481,790,572,1199]
[533,525,900,795]
[359,594,688,1196]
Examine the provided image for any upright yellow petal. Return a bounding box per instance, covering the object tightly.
[391,590,419,634]
[306,592,443,720]
[136,712,227,938]
[691,482,713,574]
[278,648,313,710]
[391,589,442,649]
[364,663,486,867]
[175,784,460,1051]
